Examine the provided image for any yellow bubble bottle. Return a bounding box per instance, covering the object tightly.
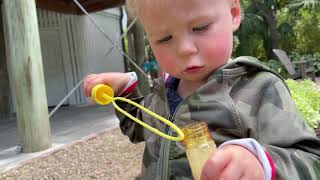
[182,122,217,180]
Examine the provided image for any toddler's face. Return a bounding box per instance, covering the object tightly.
[138,0,241,82]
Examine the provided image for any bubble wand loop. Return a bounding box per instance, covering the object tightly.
[91,84,185,141]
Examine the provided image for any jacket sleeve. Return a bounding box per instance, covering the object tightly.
[256,77,320,180]
[114,88,146,143]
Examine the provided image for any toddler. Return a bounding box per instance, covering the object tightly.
[83,0,320,179]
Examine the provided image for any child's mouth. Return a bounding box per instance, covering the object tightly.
[184,66,204,73]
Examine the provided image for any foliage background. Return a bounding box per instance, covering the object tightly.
[286,79,320,129]
[233,0,320,76]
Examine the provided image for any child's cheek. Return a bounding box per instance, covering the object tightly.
[156,55,175,72]
[204,44,219,60]
[204,41,232,64]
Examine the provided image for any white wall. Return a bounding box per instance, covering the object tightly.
[9,7,125,111]
[69,9,125,104]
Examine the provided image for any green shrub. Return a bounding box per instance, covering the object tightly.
[286,79,320,129]
[264,52,320,78]
[262,59,288,77]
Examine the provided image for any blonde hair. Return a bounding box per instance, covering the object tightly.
[126,0,138,16]
[126,0,242,19]
[126,0,170,17]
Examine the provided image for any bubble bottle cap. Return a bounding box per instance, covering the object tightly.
[91,84,114,105]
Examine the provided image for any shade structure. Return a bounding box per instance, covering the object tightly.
[0,0,125,14]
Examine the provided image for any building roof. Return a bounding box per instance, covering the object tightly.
[0,0,125,14]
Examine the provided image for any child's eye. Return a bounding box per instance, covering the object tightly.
[193,24,210,32]
[157,35,172,43]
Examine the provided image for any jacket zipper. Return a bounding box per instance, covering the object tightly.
[159,104,183,179]
[159,75,185,179]
[159,119,171,180]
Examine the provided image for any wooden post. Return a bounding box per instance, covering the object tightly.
[132,20,150,95]
[2,0,51,152]
[126,15,150,95]
[0,5,10,120]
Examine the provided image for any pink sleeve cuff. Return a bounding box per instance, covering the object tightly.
[219,138,276,180]
[118,72,138,96]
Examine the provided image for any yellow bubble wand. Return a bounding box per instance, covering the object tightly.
[91,84,184,141]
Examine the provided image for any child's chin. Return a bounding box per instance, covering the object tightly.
[182,75,209,82]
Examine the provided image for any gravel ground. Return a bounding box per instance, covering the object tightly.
[0,128,144,180]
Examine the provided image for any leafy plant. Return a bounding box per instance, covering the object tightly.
[234,0,320,64]
[286,79,320,129]
[262,59,288,77]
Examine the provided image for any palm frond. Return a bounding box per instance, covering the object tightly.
[288,0,320,9]
[240,13,265,34]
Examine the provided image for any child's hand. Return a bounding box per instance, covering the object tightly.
[201,145,265,180]
[83,72,130,97]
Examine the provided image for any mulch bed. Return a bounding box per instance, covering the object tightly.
[0,128,144,179]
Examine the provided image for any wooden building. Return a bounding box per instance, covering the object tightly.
[2,0,126,112]
[0,0,125,152]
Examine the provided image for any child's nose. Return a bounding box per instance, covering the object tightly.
[176,38,197,57]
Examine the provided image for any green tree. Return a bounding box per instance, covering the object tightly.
[291,10,320,54]
[235,0,283,59]
[234,0,320,60]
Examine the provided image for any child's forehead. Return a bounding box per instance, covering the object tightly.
[133,0,171,12]
[136,0,231,35]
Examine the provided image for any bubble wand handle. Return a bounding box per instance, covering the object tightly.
[91,84,184,141]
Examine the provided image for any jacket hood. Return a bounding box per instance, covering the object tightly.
[218,56,285,82]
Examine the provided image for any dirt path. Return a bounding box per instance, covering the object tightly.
[0,128,144,180]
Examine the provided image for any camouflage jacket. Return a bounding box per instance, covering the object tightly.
[115,56,320,180]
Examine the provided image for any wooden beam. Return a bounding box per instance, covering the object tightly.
[2,0,125,14]
[75,0,125,14]
[36,0,78,14]
[0,5,10,119]
[3,0,51,152]
[73,0,124,14]
[132,20,150,95]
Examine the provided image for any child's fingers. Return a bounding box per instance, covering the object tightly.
[83,74,98,97]
[201,148,232,180]
[202,145,265,180]
[83,72,128,97]
[87,76,107,92]
[216,159,243,180]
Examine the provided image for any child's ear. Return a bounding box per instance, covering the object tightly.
[231,0,241,32]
